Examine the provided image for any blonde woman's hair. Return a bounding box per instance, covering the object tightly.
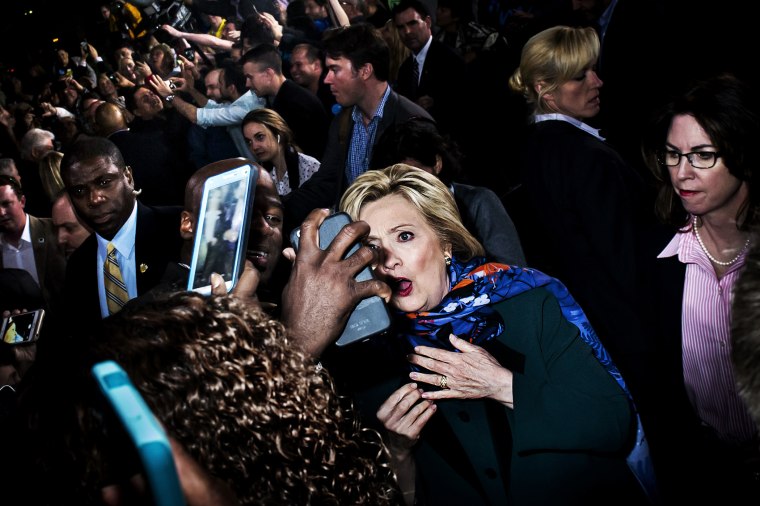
[508,25,600,115]
[381,19,410,85]
[39,150,65,202]
[339,164,485,260]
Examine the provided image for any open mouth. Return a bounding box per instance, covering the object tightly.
[391,277,412,297]
[247,249,269,270]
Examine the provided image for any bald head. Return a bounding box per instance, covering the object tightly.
[95,102,129,137]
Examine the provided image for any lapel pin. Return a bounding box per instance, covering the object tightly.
[139,263,148,273]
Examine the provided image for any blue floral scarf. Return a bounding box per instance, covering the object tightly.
[396,256,658,501]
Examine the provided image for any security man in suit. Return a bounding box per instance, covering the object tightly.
[59,137,182,336]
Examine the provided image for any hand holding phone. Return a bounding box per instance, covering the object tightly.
[187,164,258,295]
[289,212,391,347]
[1,309,45,345]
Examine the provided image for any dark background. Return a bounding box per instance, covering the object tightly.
[0,0,106,72]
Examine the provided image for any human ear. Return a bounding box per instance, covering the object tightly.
[123,165,134,188]
[179,211,194,239]
[433,155,443,175]
[360,63,373,80]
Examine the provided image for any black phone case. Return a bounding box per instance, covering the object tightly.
[290,213,391,346]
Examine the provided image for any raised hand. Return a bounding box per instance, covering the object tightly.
[409,334,515,407]
[280,208,391,357]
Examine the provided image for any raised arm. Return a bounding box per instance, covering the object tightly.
[159,24,234,52]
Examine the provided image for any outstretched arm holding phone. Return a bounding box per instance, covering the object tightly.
[281,208,391,358]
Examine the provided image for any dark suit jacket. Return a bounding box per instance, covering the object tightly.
[518,121,650,353]
[395,39,465,139]
[641,227,760,502]
[282,89,432,234]
[61,201,182,337]
[272,79,330,160]
[0,215,65,313]
[327,288,644,506]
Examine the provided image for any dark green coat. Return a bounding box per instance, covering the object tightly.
[329,287,646,506]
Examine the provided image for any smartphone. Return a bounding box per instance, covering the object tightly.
[182,47,195,60]
[1,309,45,345]
[92,360,186,506]
[187,164,258,295]
[290,212,391,346]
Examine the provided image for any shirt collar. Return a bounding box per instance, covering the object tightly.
[352,83,391,125]
[0,214,31,247]
[658,232,682,259]
[21,214,31,244]
[415,36,433,65]
[533,113,606,141]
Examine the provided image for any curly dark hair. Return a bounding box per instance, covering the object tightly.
[97,292,401,505]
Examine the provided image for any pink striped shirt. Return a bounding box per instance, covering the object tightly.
[658,228,757,444]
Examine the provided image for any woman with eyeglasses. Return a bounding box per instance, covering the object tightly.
[507,25,654,448]
[640,73,760,503]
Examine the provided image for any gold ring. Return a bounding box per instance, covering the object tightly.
[439,375,448,389]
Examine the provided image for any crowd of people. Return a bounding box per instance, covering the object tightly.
[0,0,758,504]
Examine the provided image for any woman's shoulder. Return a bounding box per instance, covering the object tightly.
[297,152,321,165]
[490,283,559,319]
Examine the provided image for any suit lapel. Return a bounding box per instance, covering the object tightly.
[29,216,47,291]
[134,202,153,294]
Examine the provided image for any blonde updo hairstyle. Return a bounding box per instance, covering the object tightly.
[339,164,485,260]
[508,25,600,115]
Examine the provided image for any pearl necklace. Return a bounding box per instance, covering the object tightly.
[692,215,750,266]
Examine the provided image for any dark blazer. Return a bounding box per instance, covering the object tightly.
[327,288,645,506]
[0,215,66,313]
[282,89,432,234]
[271,79,330,160]
[395,39,465,139]
[642,227,760,502]
[517,121,653,380]
[61,201,182,337]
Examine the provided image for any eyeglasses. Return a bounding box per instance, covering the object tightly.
[658,150,721,169]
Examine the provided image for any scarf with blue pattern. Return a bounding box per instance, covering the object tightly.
[396,256,658,501]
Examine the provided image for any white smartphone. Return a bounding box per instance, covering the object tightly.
[1,309,45,345]
[187,164,258,295]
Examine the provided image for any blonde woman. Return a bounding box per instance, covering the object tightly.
[380,19,410,88]
[507,27,652,433]
[338,164,653,505]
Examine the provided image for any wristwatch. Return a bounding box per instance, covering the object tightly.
[165,94,176,103]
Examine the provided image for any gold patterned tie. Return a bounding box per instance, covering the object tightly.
[104,242,129,315]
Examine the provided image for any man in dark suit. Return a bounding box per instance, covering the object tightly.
[59,137,182,336]
[281,23,432,234]
[392,0,465,142]
[0,175,66,313]
[242,44,330,160]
